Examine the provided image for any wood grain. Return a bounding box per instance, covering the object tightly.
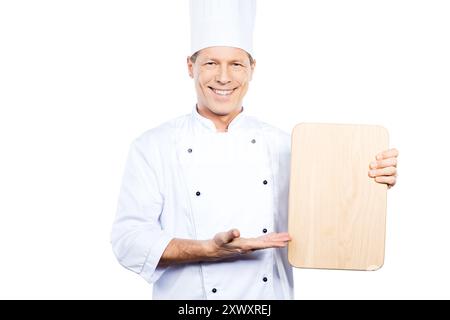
[288,123,389,271]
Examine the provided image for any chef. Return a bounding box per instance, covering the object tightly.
[111,0,398,299]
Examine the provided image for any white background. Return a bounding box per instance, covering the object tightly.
[0,0,449,299]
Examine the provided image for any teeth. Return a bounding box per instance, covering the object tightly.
[211,88,234,96]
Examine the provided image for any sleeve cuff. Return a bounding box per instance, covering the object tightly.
[140,232,174,284]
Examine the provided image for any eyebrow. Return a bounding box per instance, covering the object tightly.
[203,58,246,63]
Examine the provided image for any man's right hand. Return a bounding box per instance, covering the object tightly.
[158,229,291,267]
[205,229,291,260]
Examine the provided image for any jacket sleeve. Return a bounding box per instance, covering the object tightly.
[111,138,173,284]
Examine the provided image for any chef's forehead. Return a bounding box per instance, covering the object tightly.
[191,47,254,64]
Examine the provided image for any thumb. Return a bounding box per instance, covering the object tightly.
[223,228,240,243]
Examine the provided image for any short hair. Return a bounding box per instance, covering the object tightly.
[189,50,254,65]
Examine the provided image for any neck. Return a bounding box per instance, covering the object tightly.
[197,105,243,132]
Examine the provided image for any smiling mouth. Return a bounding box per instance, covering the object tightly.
[208,87,237,96]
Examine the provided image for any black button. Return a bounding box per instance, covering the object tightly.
[263,277,268,282]
[212,288,217,293]
[196,191,201,196]
[251,139,256,144]
[262,228,267,233]
[263,180,268,185]
[187,148,192,153]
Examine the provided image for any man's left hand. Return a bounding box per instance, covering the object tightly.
[368,148,399,189]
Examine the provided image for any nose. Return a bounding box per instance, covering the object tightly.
[215,65,232,84]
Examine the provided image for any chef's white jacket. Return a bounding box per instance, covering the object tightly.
[111,106,294,299]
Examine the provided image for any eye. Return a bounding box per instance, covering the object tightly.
[205,61,216,66]
[233,63,243,67]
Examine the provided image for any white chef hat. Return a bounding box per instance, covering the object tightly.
[189,0,256,56]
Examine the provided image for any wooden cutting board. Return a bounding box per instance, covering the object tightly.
[288,123,389,271]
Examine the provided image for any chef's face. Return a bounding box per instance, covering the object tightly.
[187,46,255,116]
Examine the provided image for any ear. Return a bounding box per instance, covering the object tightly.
[187,56,194,78]
[249,59,256,81]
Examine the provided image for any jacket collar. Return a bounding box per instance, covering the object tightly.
[192,104,246,132]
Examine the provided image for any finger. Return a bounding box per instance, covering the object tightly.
[263,232,291,238]
[370,157,397,169]
[250,238,290,249]
[369,166,396,177]
[276,232,291,238]
[238,233,292,251]
[249,242,288,250]
[264,233,292,241]
[219,229,240,244]
[376,148,399,160]
[266,240,290,248]
[375,175,396,186]
[265,242,289,248]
